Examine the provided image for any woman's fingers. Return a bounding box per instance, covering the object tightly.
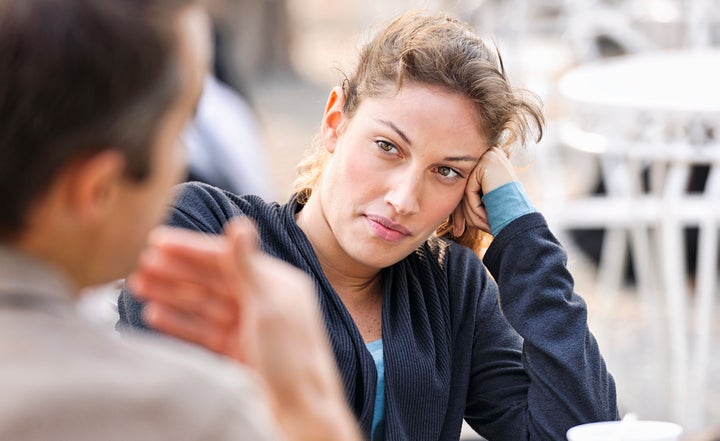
[460,198,491,232]
[476,147,518,193]
[454,146,519,234]
[457,160,490,233]
[452,206,466,237]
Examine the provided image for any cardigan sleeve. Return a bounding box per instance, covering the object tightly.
[463,212,618,440]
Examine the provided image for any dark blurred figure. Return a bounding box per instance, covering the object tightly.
[184,73,276,200]
[182,0,291,199]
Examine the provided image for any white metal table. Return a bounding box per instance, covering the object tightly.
[555,49,720,432]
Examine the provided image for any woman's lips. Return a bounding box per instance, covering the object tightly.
[365,215,411,242]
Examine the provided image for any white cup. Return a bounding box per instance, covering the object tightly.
[566,420,683,441]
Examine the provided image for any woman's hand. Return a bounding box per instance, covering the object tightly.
[452,146,520,236]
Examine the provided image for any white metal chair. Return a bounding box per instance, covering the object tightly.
[545,50,720,431]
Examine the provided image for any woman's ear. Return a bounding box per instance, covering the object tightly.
[320,86,346,153]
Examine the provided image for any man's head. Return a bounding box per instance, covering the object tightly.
[0,0,211,289]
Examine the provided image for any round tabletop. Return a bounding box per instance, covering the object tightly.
[558,49,720,114]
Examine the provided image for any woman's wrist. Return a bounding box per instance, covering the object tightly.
[482,181,536,236]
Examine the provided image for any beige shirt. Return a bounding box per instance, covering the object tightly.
[0,245,283,441]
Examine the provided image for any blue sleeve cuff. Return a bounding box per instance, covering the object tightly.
[482,181,537,236]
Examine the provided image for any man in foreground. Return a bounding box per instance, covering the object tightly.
[0,0,360,440]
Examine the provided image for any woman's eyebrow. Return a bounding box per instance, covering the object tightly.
[376,118,481,163]
[377,119,412,145]
[443,155,480,163]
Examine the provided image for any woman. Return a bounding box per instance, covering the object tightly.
[119,10,618,441]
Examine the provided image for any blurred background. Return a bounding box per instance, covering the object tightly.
[83,0,720,439]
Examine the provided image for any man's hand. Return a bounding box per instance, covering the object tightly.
[128,218,361,441]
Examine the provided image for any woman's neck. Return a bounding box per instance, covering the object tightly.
[295,192,382,297]
[295,194,384,342]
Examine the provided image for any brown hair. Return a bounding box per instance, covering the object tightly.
[0,0,196,239]
[293,10,544,253]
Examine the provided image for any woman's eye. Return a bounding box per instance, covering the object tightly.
[375,140,397,153]
[436,165,462,179]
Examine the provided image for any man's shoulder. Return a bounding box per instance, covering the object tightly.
[0,317,278,440]
[111,330,260,394]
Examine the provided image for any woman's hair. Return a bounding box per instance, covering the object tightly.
[293,10,544,253]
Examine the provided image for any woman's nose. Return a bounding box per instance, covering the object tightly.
[385,169,421,215]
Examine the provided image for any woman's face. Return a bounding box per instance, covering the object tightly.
[312,82,489,270]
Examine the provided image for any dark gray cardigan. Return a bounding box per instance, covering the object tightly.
[118,182,618,441]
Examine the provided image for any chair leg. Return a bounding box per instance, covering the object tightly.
[688,220,719,431]
[627,223,668,367]
[659,215,689,426]
[688,163,720,430]
[629,223,657,307]
[596,227,628,304]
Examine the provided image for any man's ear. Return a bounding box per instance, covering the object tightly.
[64,150,126,224]
[321,86,346,153]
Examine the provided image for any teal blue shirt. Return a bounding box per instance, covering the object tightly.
[366,339,385,441]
